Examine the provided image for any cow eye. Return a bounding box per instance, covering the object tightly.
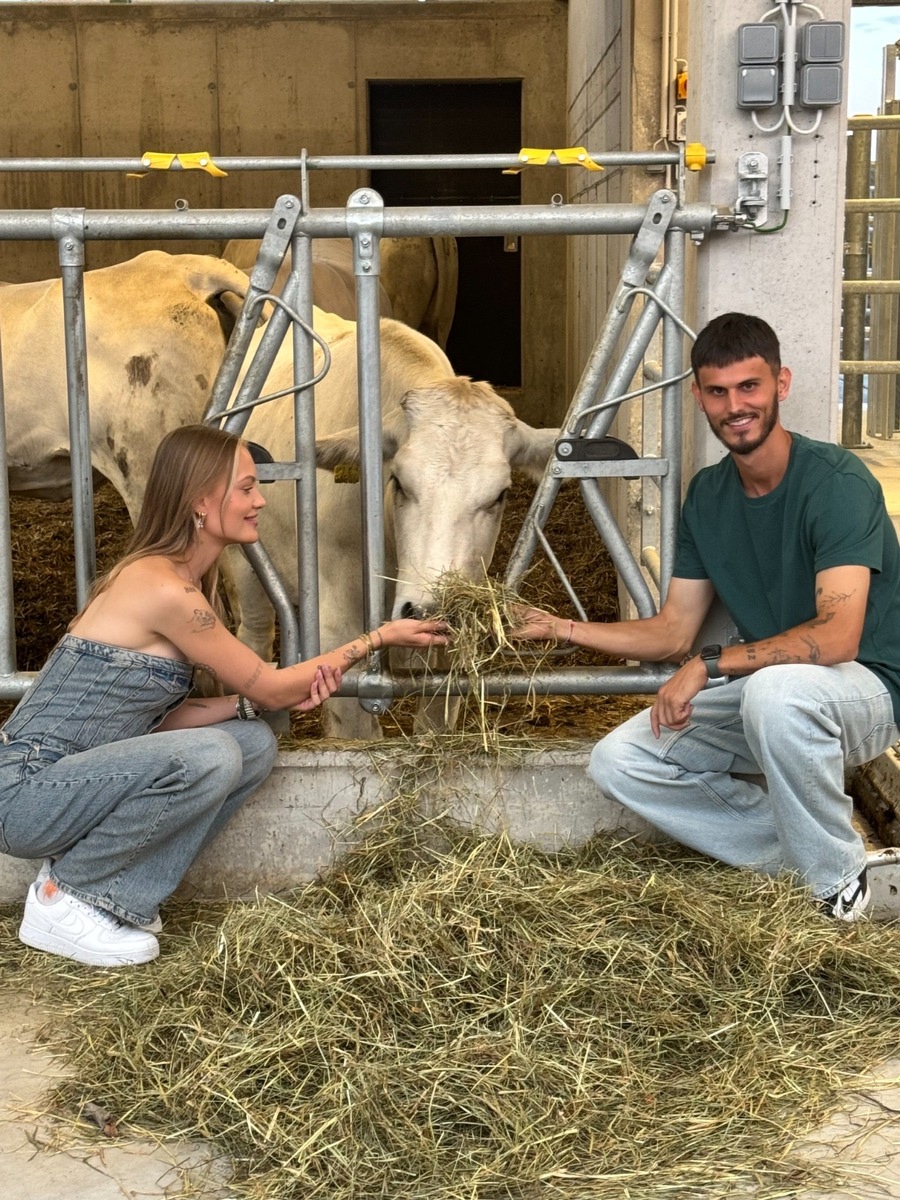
[489,488,509,509]
[389,474,406,499]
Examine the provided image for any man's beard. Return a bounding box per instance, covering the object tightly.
[707,399,779,456]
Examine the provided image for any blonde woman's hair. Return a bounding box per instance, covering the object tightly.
[77,423,245,617]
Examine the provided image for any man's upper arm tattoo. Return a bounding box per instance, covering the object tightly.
[192,609,216,632]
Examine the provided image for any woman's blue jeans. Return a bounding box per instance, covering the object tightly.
[589,662,899,900]
[0,719,278,926]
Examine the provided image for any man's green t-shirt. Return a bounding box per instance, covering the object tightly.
[673,432,900,722]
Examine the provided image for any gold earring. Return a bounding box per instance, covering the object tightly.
[194,511,206,531]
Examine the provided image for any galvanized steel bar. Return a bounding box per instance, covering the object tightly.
[0,203,718,242]
[353,664,673,700]
[54,217,96,601]
[658,227,687,593]
[346,189,388,707]
[289,231,322,662]
[0,150,695,174]
[0,324,17,679]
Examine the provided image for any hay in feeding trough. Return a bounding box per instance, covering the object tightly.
[3,812,900,1200]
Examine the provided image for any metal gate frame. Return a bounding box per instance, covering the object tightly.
[0,147,730,708]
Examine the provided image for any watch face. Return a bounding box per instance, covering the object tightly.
[701,644,722,660]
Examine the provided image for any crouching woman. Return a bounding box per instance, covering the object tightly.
[0,424,447,968]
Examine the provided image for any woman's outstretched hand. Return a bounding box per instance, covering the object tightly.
[378,618,451,649]
[291,664,343,712]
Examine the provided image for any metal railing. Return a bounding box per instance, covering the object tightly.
[0,148,726,710]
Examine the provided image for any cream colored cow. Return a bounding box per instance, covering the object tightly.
[222,317,557,738]
[0,251,250,520]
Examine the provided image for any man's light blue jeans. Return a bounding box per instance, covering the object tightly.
[589,662,899,900]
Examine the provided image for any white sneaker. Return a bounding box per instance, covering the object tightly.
[34,863,161,935]
[18,883,160,967]
[818,869,872,923]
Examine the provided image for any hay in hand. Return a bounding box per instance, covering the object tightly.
[3,818,900,1200]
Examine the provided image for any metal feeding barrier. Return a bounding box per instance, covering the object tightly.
[0,145,749,709]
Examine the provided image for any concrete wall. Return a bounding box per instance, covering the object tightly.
[0,745,658,902]
[686,0,852,462]
[0,1,569,424]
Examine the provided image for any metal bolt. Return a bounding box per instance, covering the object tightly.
[360,237,371,248]
[359,192,370,205]
[747,157,759,172]
[65,240,75,251]
[556,441,573,458]
[285,199,294,209]
[362,262,371,272]
[551,465,562,476]
[660,193,672,204]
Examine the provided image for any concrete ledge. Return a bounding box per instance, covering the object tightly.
[3,745,898,919]
[0,742,655,903]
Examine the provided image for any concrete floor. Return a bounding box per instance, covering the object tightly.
[3,436,900,1199]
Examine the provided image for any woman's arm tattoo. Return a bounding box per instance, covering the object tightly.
[241,663,263,691]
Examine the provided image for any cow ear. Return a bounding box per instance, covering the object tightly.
[507,422,559,481]
[314,417,403,472]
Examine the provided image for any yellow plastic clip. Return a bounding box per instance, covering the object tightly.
[503,146,603,175]
[333,463,361,484]
[684,143,708,172]
[127,150,227,179]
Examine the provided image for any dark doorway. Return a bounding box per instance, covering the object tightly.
[369,80,522,387]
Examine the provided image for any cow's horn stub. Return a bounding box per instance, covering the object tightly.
[247,441,274,465]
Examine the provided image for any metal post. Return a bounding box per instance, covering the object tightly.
[659,227,686,593]
[54,215,95,601]
[0,323,17,678]
[347,188,388,713]
[842,128,872,447]
[290,230,321,661]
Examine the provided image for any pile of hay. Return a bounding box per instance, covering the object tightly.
[3,807,900,1200]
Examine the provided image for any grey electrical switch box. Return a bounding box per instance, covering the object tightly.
[738,23,779,64]
[800,21,845,64]
[738,66,779,109]
[799,63,843,107]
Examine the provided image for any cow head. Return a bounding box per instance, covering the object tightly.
[314,377,558,618]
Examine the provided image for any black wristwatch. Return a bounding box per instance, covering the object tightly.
[699,643,725,681]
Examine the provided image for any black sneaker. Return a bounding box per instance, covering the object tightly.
[818,868,872,922]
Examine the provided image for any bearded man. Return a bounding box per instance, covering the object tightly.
[514,312,900,920]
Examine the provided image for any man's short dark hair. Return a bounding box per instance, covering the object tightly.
[690,312,781,381]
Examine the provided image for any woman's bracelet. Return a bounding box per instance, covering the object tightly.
[562,619,575,646]
[235,694,259,721]
[360,629,385,658]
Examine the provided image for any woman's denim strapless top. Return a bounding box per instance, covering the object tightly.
[0,634,193,764]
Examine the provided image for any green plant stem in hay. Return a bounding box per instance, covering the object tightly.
[2,818,900,1200]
